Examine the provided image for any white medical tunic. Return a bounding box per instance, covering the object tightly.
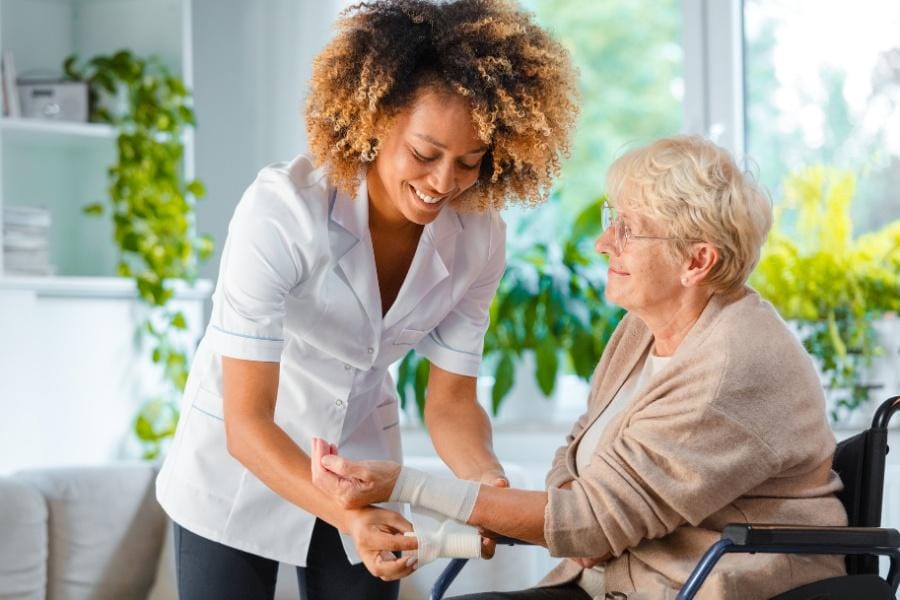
[156,155,506,566]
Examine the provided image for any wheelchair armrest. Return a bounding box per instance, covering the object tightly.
[722,524,900,550]
[494,536,532,546]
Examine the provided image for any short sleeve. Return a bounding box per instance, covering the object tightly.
[207,172,317,362]
[415,214,506,376]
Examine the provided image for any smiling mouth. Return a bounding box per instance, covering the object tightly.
[408,183,447,207]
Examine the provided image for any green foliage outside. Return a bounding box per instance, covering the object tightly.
[65,50,213,458]
[397,1,682,418]
[522,0,682,218]
[745,4,900,235]
[396,197,624,419]
[750,166,900,420]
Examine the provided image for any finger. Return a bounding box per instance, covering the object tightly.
[372,551,417,580]
[320,454,355,476]
[493,477,510,488]
[368,529,419,552]
[481,536,496,560]
[375,510,415,534]
[321,455,375,482]
[309,439,327,481]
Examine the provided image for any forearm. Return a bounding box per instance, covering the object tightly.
[227,417,354,532]
[467,486,548,546]
[388,465,547,546]
[425,393,503,481]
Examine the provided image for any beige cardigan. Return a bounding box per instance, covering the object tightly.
[539,289,847,600]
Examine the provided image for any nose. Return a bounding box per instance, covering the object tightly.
[594,226,616,256]
[428,160,456,196]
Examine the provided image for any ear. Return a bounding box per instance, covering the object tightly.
[681,243,718,287]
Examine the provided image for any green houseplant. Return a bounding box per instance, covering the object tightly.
[396,196,624,418]
[750,166,900,422]
[65,50,213,457]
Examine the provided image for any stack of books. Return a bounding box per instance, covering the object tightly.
[3,205,54,276]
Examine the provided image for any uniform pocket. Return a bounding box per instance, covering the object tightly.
[393,327,428,346]
[193,386,225,420]
[174,387,242,501]
[375,398,400,430]
[373,398,402,462]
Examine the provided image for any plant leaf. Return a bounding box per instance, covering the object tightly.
[491,352,515,416]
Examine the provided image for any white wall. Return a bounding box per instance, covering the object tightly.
[191,0,345,281]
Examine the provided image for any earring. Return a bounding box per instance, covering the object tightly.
[682,277,688,285]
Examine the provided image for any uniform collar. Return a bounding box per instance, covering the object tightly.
[328,174,463,331]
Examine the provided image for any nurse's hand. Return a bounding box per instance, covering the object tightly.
[345,506,419,581]
[311,437,399,508]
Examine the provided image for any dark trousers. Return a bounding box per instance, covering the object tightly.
[448,584,592,599]
[174,519,399,600]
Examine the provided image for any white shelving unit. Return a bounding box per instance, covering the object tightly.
[0,0,212,472]
[0,0,194,283]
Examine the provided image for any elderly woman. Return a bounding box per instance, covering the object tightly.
[311,135,848,599]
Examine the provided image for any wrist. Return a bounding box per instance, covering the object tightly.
[338,506,367,535]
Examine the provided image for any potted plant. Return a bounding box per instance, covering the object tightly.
[65,50,213,457]
[395,196,624,420]
[750,166,900,425]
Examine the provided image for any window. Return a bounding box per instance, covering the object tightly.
[744,1,900,230]
[511,0,683,239]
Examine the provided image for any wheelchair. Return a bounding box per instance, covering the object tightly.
[431,395,900,600]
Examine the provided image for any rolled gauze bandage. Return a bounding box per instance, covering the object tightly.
[404,507,482,565]
[389,467,481,522]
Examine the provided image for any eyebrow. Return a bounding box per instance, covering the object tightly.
[413,134,488,155]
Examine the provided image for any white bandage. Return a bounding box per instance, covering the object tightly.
[404,508,482,565]
[389,467,480,522]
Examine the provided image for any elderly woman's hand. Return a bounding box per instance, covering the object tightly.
[570,556,609,569]
[310,437,401,509]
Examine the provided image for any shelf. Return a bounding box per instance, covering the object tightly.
[0,275,213,300]
[0,118,117,148]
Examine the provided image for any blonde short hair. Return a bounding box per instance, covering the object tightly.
[606,135,773,295]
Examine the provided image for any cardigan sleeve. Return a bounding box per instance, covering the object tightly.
[543,402,781,558]
[544,410,590,489]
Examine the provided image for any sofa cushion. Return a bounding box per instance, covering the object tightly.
[0,477,47,600]
[15,463,167,600]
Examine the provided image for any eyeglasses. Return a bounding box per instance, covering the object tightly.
[600,202,701,255]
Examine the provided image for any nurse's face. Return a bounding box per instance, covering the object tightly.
[367,88,488,226]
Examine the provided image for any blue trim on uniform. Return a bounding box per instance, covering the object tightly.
[210,324,284,343]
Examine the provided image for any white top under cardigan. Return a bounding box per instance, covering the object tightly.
[576,348,671,596]
[156,155,506,566]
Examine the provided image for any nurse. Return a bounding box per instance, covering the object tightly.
[155,1,577,598]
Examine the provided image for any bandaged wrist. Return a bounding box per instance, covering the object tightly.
[404,508,482,565]
[389,467,480,522]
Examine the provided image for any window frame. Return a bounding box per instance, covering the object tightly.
[682,0,746,158]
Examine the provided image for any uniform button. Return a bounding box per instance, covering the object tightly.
[367,347,374,354]
[344,364,352,371]
[335,399,344,408]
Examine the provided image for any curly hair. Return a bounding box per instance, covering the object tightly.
[305,0,578,211]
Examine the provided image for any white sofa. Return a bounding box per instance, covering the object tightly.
[0,461,541,600]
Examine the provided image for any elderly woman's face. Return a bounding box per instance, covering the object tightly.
[595,206,685,313]
[368,89,488,226]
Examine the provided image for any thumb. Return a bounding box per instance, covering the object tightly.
[321,454,365,479]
